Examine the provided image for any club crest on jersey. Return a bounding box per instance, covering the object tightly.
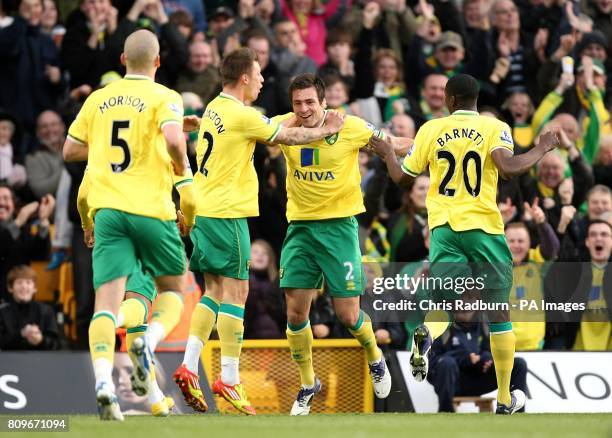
[325,133,339,145]
[169,103,183,116]
[500,130,513,145]
[261,115,271,125]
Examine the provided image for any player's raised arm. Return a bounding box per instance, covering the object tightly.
[273,110,345,145]
[368,134,414,189]
[492,131,560,179]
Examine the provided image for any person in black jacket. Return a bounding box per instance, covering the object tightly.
[544,220,612,349]
[428,305,527,412]
[0,0,64,139]
[0,264,59,350]
[0,183,53,302]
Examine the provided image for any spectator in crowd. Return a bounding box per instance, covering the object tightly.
[61,0,122,88]
[0,264,60,350]
[545,220,612,350]
[353,48,412,127]
[169,9,193,41]
[427,299,528,412]
[40,0,64,47]
[506,199,560,351]
[593,135,612,187]
[0,186,53,302]
[280,0,349,66]
[0,117,27,191]
[0,0,64,140]
[318,28,355,91]
[207,6,235,41]
[112,0,189,88]
[271,18,317,76]
[161,0,205,40]
[25,110,65,199]
[323,74,352,113]
[587,0,612,46]
[246,30,291,116]
[175,40,221,108]
[573,185,612,255]
[415,73,448,123]
[387,174,429,263]
[244,239,286,339]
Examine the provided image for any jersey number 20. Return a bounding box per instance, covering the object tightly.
[437,150,482,197]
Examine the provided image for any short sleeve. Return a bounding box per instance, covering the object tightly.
[243,107,282,142]
[157,90,184,129]
[401,125,429,177]
[67,97,92,144]
[490,122,514,155]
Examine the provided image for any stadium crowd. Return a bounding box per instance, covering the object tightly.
[0,0,611,368]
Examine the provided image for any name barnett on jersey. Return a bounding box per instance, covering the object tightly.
[436,127,485,148]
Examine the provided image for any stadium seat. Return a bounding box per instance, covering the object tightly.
[59,262,77,341]
[452,396,495,412]
[31,260,59,303]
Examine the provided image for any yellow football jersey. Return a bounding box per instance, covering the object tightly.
[402,110,514,235]
[574,265,612,351]
[273,113,381,221]
[194,93,281,218]
[509,261,545,350]
[68,74,184,221]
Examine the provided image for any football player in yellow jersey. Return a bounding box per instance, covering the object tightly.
[263,74,411,415]
[173,48,345,415]
[63,30,190,421]
[77,166,195,417]
[369,74,560,415]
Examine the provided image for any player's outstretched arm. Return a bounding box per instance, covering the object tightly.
[63,138,89,162]
[492,131,560,179]
[368,135,414,189]
[162,122,188,176]
[273,110,345,145]
[387,135,415,157]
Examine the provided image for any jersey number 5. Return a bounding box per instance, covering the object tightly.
[199,131,214,177]
[110,120,131,173]
[437,150,482,197]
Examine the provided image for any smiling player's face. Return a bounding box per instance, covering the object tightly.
[245,61,264,103]
[291,87,326,128]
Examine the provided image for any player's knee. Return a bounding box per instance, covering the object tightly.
[287,308,309,326]
[337,309,359,328]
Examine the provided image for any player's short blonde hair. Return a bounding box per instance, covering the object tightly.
[123,29,160,71]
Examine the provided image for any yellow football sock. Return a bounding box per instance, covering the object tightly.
[490,324,516,406]
[348,311,381,363]
[424,310,452,340]
[217,303,245,358]
[89,311,116,367]
[286,320,315,387]
[190,296,220,341]
[118,298,147,329]
[151,292,184,335]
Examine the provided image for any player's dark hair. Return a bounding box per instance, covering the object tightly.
[288,74,326,103]
[220,47,258,86]
[445,74,479,108]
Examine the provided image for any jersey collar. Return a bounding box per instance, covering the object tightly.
[124,74,153,81]
[452,110,479,116]
[219,92,243,105]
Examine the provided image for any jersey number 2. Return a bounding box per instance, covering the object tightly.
[110,120,131,173]
[199,131,214,176]
[437,150,482,197]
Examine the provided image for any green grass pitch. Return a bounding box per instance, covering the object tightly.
[7,413,612,438]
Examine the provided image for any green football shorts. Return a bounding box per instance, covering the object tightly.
[92,209,186,290]
[189,216,251,280]
[280,216,363,297]
[428,223,513,303]
[126,266,156,303]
